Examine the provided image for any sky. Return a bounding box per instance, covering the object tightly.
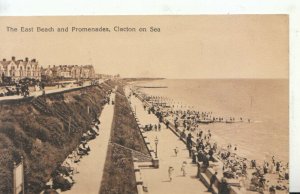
[0,15,288,79]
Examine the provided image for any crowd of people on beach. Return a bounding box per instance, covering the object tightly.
[143,95,251,125]
[133,89,289,194]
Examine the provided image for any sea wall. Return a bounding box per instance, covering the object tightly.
[0,81,114,194]
[133,91,242,194]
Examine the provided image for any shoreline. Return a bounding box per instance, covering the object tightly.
[133,79,288,163]
[131,86,285,163]
[130,86,289,193]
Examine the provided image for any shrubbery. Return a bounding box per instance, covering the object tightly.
[100,84,149,194]
[0,83,113,194]
[100,145,136,194]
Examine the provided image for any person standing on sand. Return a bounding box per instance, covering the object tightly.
[208,129,212,138]
[199,130,203,138]
[276,161,280,173]
[168,166,174,181]
[269,162,275,174]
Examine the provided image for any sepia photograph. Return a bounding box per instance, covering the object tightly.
[0,15,290,194]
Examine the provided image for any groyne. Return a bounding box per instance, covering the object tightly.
[132,89,289,194]
[132,90,243,194]
[0,80,115,194]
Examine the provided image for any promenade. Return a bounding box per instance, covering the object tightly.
[129,95,208,194]
[63,92,115,194]
[0,80,102,102]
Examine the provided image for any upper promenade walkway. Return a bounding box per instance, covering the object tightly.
[0,80,104,102]
[129,95,208,194]
[63,92,115,194]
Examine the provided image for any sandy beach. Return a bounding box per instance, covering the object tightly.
[135,79,289,164]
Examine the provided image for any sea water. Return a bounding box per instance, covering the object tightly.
[137,79,288,163]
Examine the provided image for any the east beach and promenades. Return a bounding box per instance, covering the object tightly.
[0,57,288,194]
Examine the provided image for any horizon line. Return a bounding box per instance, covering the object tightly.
[121,77,289,80]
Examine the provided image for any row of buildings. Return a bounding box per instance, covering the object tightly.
[43,65,95,80]
[0,57,97,82]
[0,57,41,81]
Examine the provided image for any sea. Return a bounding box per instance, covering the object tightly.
[135,79,289,164]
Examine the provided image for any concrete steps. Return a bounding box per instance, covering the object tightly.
[31,97,52,114]
[132,151,153,163]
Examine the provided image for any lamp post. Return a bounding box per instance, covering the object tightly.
[155,136,159,158]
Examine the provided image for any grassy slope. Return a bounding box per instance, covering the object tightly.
[100,83,149,194]
[0,83,112,194]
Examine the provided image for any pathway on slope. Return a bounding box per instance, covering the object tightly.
[130,95,208,194]
[63,92,115,194]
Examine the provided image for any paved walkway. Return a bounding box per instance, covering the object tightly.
[63,92,115,194]
[130,95,208,194]
[0,80,104,102]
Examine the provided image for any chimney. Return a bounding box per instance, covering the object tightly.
[3,58,6,62]
[12,56,16,61]
[25,57,28,62]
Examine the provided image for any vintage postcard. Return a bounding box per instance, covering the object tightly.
[0,15,289,194]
